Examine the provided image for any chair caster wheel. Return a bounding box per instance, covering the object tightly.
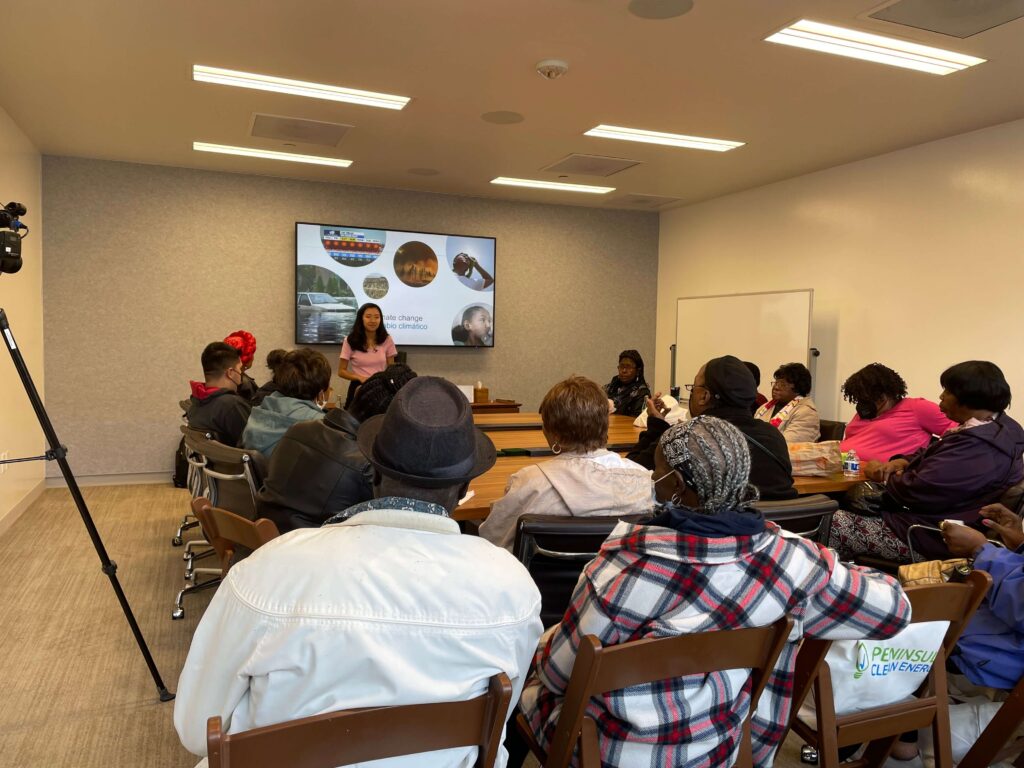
[171,608,185,620]
[172,536,183,546]
[800,745,818,764]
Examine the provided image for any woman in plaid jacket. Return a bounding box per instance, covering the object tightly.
[519,416,911,768]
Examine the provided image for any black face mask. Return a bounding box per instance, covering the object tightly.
[856,401,878,420]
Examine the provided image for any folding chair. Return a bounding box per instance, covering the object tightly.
[512,513,652,628]
[516,617,793,768]
[789,570,991,768]
[206,672,512,768]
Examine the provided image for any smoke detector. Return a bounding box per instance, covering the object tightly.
[536,59,569,80]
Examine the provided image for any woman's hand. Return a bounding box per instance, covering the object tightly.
[942,522,989,558]
[864,458,909,482]
[980,504,1024,550]
[645,394,669,423]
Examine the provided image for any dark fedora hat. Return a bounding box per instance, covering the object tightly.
[356,376,496,488]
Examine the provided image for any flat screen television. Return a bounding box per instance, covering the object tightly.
[295,222,496,348]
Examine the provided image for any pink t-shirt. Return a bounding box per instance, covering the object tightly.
[340,336,397,379]
[840,397,956,463]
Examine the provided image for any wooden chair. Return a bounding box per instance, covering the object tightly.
[512,513,652,628]
[956,671,1024,768]
[789,571,992,768]
[191,497,280,575]
[752,493,838,545]
[171,499,280,619]
[516,617,793,768]
[206,672,513,768]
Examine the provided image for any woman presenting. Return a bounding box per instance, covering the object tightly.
[338,303,397,408]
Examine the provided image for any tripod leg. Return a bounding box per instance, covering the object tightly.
[0,308,174,702]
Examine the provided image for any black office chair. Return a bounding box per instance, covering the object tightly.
[817,420,846,442]
[752,494,838,545]
[512,513,653,627]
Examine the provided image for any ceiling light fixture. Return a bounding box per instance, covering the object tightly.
[193,142,353,167]
[765,19,985,75]
[584,124,744,152]
[490,177,614,194]
[192,65,410,109]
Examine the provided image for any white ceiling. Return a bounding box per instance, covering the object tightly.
[2,0,1022,210]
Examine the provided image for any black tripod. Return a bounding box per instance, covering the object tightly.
[0,306,174,702]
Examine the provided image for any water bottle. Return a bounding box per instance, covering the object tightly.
[843,449,860,478]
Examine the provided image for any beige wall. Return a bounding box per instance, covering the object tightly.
[0,108,44,527]
[42,157,658,477]
[656,117,1024,423]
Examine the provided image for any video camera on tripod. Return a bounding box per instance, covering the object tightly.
[0,201,29,274]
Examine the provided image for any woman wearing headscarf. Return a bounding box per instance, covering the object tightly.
[479,376,653,550]
[603,349,650,417]
[518,415,909,768]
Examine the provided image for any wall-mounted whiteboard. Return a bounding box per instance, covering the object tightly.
[674,289,813,394]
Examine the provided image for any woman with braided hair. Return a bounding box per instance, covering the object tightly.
[518,414,910,768]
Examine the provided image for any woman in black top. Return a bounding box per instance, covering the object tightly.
[604,349,651,417]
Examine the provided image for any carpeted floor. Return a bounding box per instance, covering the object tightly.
[0,484,208,768]
[0,483,922,768]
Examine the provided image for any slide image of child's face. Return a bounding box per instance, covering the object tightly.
[464,308,492,345]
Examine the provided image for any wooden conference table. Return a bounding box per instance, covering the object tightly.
[456,412,863,521]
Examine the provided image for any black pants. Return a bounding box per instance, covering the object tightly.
[503,719,531,768]
[344,378,360,408]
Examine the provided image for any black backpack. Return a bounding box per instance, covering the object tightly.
[172,436,188,488]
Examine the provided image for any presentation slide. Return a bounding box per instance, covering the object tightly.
[295,222,496,347]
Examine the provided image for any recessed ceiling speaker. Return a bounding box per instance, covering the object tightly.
[628,0,694,20]
[535,59,569,80]
[481,111,525,124]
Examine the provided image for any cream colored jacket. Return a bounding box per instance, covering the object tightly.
[479,450,655,550]
[754,397,821,443]
[174,506,543,768]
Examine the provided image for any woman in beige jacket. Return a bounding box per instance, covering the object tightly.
[479,376,654,550]
[754,362,821,443]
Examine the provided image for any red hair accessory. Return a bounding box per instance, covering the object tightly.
[223,330,257,367]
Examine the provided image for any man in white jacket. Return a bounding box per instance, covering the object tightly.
[174,376,544,768]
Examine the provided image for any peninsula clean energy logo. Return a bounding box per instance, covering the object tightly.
[852,640,937,680]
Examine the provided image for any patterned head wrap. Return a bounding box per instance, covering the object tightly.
[223,330,257,368]
[659,415,759,514]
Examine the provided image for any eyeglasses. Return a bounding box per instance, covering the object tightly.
[617,364,637,371]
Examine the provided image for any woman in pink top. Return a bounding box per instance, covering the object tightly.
[338,303,397,408]
[840,363,955,464]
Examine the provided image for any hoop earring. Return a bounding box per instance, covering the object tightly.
[551,443,562,455]
[670,492,682,505]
